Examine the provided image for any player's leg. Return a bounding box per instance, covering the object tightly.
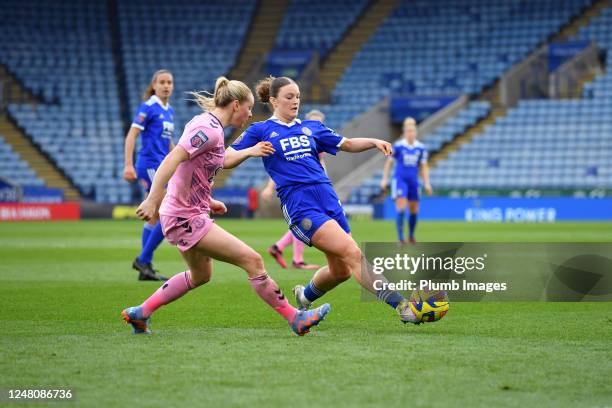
[195,223,329,335]
[291,235,320,270]
[138,169,165,264]
[407,181,420,243]
[392,178,408,243]
[122,240,212,333]
[267,230,292,268]
[292,219,359,308]
[132,168,167,280]
[290,210,417,322]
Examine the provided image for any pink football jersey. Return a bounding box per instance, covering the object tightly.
[159,112,225,218]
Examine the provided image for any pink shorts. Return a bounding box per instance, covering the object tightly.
[160,213,214,252]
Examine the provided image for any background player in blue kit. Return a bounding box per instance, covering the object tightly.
[380,117,433,244]
[123,69,175,281]
[225,76,420,324]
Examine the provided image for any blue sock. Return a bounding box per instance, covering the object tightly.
[396,211,405,241]
[408,213,417,239]
[376,289,405,309]
[138,222,164,264]
[141,223,154,249]
[303,280,326,302]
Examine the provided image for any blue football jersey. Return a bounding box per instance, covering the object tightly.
[231,117,345,202]
[131,95,175,169]
[392,140,428,180]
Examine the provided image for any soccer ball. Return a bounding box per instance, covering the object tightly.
[409,289,449,323]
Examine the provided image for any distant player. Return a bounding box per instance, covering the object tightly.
[226,76,420,324]
[123,69,175,281]
[122,77,330,336]
[380,117,432,244]
[262,109,327,270]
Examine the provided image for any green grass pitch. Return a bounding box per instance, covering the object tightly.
[1,220,611,407]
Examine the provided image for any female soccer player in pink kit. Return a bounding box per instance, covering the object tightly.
[121,77,330,336]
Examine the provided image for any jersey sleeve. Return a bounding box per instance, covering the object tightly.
[313,124,345,156]
[177,125,214,159]
[131,102,151,130]
[230,125,261,151]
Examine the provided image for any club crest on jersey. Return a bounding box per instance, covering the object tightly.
[301,127,312,136]
[191,130,209,148]
[138,112,146,123]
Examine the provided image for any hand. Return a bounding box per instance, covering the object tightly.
[136,199,158,222]
[380,178,388,192]
[210,199,227,215]
[375,140,393,156]
[123,165,137,182]
[249,142,275,157]
[425,183,433,196]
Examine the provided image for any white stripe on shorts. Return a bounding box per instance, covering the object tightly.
[291,225,311,245]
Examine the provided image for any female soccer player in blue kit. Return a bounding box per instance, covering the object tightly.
[123,69,175,281]
[225,76,420,324]
[380,117,433,244]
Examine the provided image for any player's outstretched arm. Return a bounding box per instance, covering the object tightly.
[136,146,189,221]
[340,138,392,156]
[223,142,275,169]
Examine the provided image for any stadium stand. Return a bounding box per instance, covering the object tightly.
[2,0,126,202]
[1,0,254,203]
[429,6,612,191]
[273,0,368,58]
[0,0,606,204]
[118,0,256,134]
[0,134,44,187]
[302,0,593,131]
[346,101,491,204]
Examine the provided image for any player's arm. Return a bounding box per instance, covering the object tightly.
[223,143,275,169]
[420,161,433,195]
[380,157,394,191]
[261,178,276,202]
[123,127,141,181]
[136,146,189,222]
[340,138,392,156]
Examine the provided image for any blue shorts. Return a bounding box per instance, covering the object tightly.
[136,166,158,193]
[281,183,350,246]
[391,177,420,201]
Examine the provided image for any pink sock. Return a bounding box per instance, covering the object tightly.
[292,236,304,264]
[249,273,297,322]
[275,230,294,251]
[140,271,195,318]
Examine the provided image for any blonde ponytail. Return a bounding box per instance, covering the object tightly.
[189,76,252,112]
